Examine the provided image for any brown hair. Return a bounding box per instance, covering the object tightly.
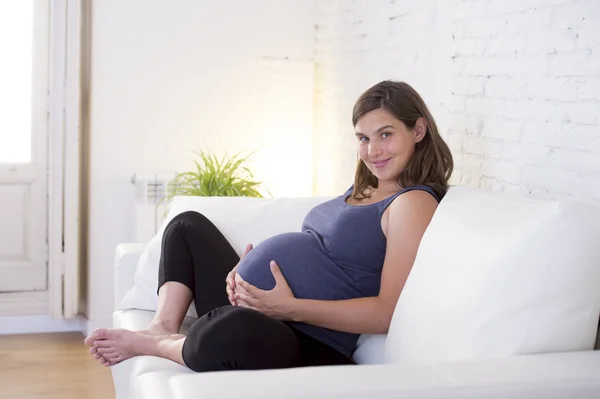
[351,80,453,201]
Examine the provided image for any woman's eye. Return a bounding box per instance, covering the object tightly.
[382,132,391,138]
[359,136,369,143]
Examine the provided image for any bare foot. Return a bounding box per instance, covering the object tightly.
[84,320,180,366]
[88,346,112,367]
[84,328,185,366]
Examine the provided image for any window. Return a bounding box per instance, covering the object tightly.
[0,2,34,163]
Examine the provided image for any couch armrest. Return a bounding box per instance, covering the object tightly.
[133,351,600,399]
[114,243,147,310]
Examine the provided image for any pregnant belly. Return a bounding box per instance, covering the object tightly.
[234,232,357,301]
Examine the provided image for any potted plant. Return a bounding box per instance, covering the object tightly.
[163,148,268,203]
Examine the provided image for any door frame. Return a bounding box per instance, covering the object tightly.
[47,0,84,319]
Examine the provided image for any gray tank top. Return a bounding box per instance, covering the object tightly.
[236,184,440,356]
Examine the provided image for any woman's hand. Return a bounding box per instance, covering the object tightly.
[234,261,297,320]
[225,243,253,305]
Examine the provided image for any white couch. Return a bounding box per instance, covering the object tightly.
[111,186,600,399]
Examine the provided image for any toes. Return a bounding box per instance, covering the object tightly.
[104,352,120,360]
[85,328,111,347]
[97,347,115,355]
[94,339,113,348]
[84,334,96,347]
[93,328,112,340]
[100,356,114,367]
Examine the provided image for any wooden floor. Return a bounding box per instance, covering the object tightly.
[0,332,115,398]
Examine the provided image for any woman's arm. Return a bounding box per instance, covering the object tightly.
[236,190,439,334]
[289,296,387,334]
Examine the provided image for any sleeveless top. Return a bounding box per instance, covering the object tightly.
[235,184,440,356]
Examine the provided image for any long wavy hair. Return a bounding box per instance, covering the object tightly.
[351,81,453,201]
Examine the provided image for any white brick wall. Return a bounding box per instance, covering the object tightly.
[314,0,600,204]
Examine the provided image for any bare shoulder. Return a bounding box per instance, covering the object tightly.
[382,190,439,237]
[389,189,439,214]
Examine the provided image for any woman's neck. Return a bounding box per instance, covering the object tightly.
[374,180,402,194]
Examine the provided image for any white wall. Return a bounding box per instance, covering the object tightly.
[313,0,600,203]
[87,0,315,327]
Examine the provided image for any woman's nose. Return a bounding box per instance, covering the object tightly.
[368,142,382,157]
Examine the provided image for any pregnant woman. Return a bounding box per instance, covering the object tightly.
[85,80,454,371]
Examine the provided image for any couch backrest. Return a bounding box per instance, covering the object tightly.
[386,186,600,364]
[167,195,335,255]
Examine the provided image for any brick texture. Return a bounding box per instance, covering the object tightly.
[314,0,600,204]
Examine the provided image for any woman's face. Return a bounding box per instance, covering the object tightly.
[354,108,425,186]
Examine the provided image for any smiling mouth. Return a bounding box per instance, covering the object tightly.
[372,158,391,168]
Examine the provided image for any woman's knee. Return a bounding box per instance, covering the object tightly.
[165,211,211,231]
[182,306,300,372]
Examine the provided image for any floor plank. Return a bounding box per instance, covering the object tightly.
[0,332,115,399]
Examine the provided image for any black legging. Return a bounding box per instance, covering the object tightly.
[158,210,354,372]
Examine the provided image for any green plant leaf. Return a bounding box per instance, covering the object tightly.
[162,147,267,206]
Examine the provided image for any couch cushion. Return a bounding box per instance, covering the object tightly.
[352,334,386,364]
[133,351,600,399]
[386,186,600,364]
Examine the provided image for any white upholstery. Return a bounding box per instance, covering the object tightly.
[114,243,147,311]
[386,186,600,364]
[113,243,144,308]
[133,351,600,399]
[352,334,386,364]
[111,188,600,399]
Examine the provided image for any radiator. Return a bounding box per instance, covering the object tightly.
[131,173,174,242]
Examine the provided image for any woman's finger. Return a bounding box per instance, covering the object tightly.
[270,261,287,286]
[237,278,263,296]
[226,286,236,305]
[235,294,259,307]
[226,285,234,304]
[226,267,237,289]
[244,243,253,256]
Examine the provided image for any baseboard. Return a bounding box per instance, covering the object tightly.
[84,317,114,336]
[0,314,84,335]
[0,314,116,337]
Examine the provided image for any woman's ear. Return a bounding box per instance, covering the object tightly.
[414,117,427,143]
